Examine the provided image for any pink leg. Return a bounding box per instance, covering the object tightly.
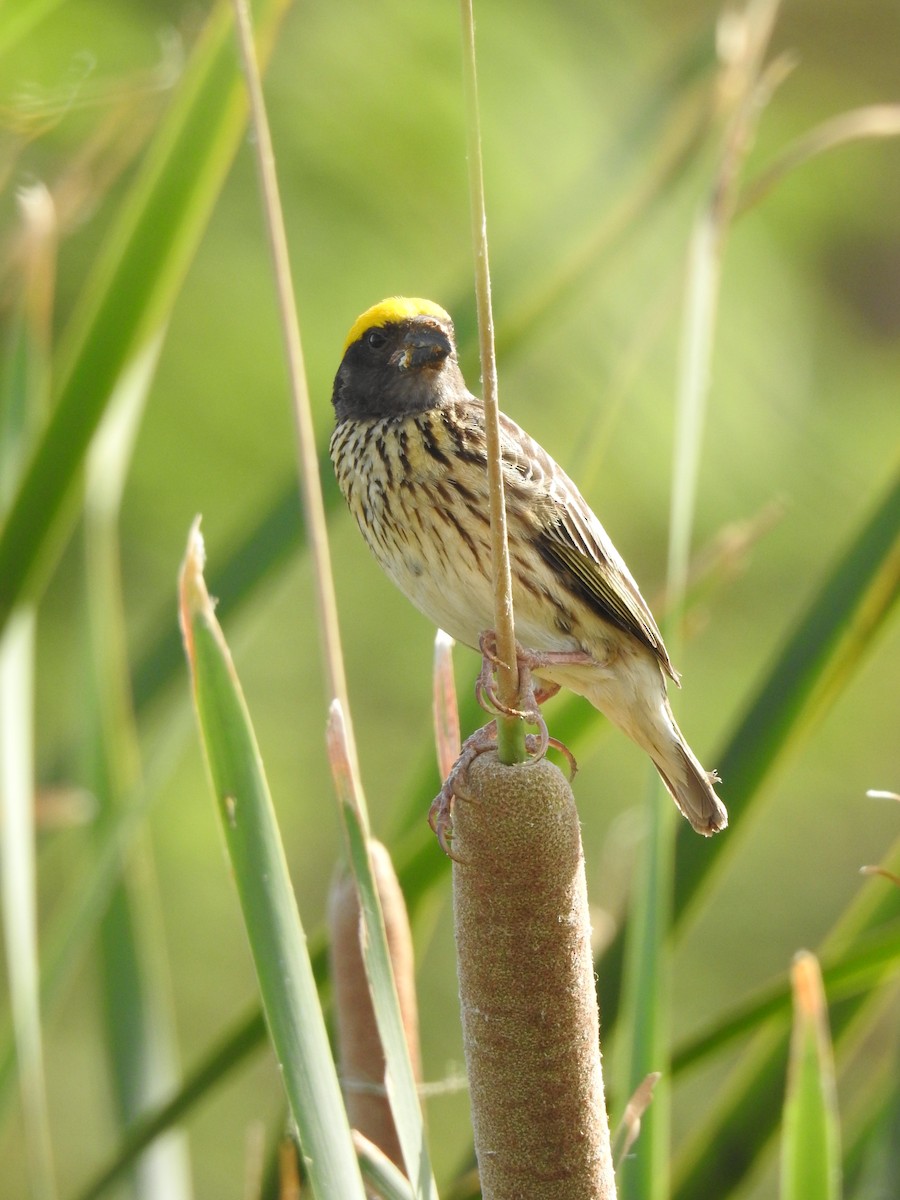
[477,631,593,715]
[476,630,592,752]
[429,633,582,856]
[428,722,497,858]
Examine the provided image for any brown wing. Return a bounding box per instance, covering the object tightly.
[496,411,678,681]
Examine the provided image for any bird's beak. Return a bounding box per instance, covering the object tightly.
[392,324,453,371]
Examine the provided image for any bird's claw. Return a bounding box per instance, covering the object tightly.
[429,635,580,856]
[545,734,578,781]
[428,722,497,858]
[475,632,545,725]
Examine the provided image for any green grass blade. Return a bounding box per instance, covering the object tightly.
[355,1132,417,1200]
[614,785,674,1200]
[673,837,900,1198]
[328,705,437,1198]
[673,919,900,1076]
[0,0,67,56]
[179,523,366,1200]
[72,1006,268,1200]
[0,0,290,637]
[780,953,841,1200]
[85,337,191,1197]
[0,611,57,1200]
[674,463,900,923]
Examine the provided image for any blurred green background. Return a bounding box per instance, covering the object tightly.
[1,0,899,1196]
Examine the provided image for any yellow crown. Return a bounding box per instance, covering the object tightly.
[343,296,451,352]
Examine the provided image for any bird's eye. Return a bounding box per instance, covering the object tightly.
[365,329,388,350]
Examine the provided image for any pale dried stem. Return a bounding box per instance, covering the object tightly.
[230,0,361,786]
[432,631,461,780]
[458,0,523,761]
[329,842,422,1170]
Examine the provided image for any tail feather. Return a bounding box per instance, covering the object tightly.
[650,742,728,837]
[606,685,728,835]
[624,683,728,837]
[543,653,728,836]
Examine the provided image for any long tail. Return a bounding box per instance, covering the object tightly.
[595,681,727,835]
[646,703,728,836]
[541,653,728,835]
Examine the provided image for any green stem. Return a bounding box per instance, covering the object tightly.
[495,712,527,764]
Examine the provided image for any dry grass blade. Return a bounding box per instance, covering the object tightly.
[613,1072,662,1171]
[329,841,422,1170]
[458,0,522,757]
[738,104,900,216]
[859,866,900,888]
[229,0,360,778]
[432,630,461,780]
[326,703,437,1197]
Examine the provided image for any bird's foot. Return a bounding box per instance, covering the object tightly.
[529,731,579,781]
[475,634,538,722]
[477,632,593,720]
[428,722,497,858]
[430,634,586,857]
[476,631,582,769]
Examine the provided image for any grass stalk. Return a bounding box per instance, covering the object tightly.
[0,0,291,637]
[229,0,354,759]
[231,4,436,1192]
[179,526,367,1199]
[0,180,57,1200]
[618,6,783,1196]
[0,611,57,1200]
[458,0,524,763]
[84,336,191,1199]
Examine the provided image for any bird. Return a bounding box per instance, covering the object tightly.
[329,296,727,837]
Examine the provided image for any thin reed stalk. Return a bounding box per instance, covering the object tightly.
[458,0,524,763]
